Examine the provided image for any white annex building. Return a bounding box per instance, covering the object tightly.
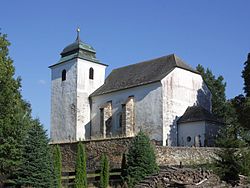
[50,31,222,146]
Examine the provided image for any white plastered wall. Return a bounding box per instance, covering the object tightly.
[50,59,77,142]
[76,59,106,140]
[178,121,206,147]
[50,58,106,142]
[91,82,163,141]
[161,68,211,146]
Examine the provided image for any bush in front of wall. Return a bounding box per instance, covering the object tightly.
[74,142,87,188]
[123,131,159,187]
[100,154,110,188]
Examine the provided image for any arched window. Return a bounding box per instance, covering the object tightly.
[89,67,94,80]
[62,69,66,81]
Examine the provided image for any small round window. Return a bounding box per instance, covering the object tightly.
[187,136,191,142]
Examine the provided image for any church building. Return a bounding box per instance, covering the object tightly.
[49,30,222,146]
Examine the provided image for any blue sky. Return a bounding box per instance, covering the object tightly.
[1,0,249,134]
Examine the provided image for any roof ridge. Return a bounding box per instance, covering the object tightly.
[112,53,176,72]
[91,53,200,97]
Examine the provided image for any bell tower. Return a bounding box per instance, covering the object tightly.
[50,29,107,142]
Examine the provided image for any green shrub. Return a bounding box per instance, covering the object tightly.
[74,142,87,188]
[53,145,62,188]
[214,148,241,185]
[100,154,110,188]
[240,148,250,178]
[121,153,127,178]
[124,131,159,187]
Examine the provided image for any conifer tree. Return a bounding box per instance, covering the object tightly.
[75,142,87,188]
[239,53,250,130]
[124,131,158,187]
[100,154,110,188]
[213,53,250,183]
[213,99,247,185]
[16,120,52,187]
[242,53,250,97]
[196,64,227,119]
[214,147,241,185]
[239,53,250,177]
[53,145,62,188]
[0,32,32,184]
[121,153,127,178]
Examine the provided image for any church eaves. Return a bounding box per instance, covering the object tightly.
[90,54,199,97]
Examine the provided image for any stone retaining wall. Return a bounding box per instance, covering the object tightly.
[53,137,133,172]
[156,146,220,166]
[52,137,220,172]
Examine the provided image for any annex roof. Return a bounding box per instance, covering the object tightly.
[177,106,224,124]
[90,54,199,97]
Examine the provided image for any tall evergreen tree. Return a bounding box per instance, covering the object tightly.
[100,154,110,188]
[0,32,32,184]
[242,53,250,97]
[75,142,87,188]
[213,53,250,183]
[16,120,52,187]
[213,101,242,185]
[238,53,250,178]
[124,131,158,187]
[239,53,250,130]
[53,145,62,188]
[196,64,227,119]
[216,99,245,147]
[214,147,241,185]
[230,94,250,132]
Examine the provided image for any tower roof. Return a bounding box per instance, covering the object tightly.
[60,28,96,56]
[49,29,108,68]
[60,28,98,62]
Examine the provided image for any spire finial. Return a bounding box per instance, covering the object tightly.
[76,27,80,42]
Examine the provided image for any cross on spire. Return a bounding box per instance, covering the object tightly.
[76,27,81,42]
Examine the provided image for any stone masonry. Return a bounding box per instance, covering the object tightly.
[122,96,135,137]
[53,137,221,173]
[100,102,112,138]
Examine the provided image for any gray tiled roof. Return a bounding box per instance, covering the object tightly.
[177,106,223,124]
[90,54,199,97]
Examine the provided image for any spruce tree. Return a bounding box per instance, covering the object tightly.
[74,142,87,188]
[214,76,250,183]
[53,145,62,188]
[214,99,247,185]
[196,64,227,119]
[239,53,250,178]
[242,53,250,97]
[239,53,250,130]
[214,147,241,185]
[124,131,158,187]
[100,154,110,188]
[214,115,241,185]
[17,120,52,187]
[0,32,32,184]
